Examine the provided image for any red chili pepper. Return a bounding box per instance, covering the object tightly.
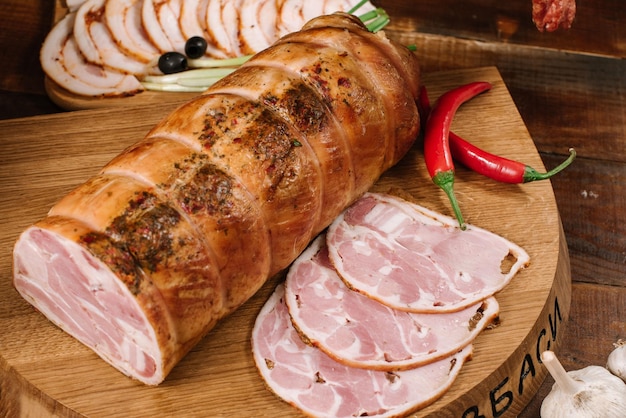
[419,86,577,184]
[449,138,576,183]
[422,81,492,230]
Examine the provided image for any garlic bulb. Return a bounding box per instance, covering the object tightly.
[607,339,626,383]
[540,350,626,418]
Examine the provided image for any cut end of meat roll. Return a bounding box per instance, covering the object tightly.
[13,219,174,385]
[14,12,421,385]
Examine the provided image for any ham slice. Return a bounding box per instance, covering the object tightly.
[43,0,378,96]
[141,0,175,53]
[13,217,169,383]
[327,193,530,313]
[239,0,277,54]
[153,0,187,53]
[204,0,238,57]
[252,284,473,418]
[284,235,499,370]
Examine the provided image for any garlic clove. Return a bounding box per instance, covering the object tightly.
[540,350,626,418]
[607,339,626,383]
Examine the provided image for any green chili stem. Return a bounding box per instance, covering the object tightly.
[523,148,576,182]
[433,170,466,230]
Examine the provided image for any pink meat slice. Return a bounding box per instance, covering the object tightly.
[13,217,170,384]
[285,235,499,370]
[252,284,473,418]
[327,193,530,313]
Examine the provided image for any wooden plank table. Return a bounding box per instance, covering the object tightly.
[1,0,625,416]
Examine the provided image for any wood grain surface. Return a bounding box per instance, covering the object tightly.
[0,67,571,417]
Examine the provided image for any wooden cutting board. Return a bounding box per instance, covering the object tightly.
[0,67,571,417]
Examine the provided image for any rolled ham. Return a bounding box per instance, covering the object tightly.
[13,13,421,385]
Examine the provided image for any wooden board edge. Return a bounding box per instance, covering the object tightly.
[426,222,572,417]
[0,356,73,418]
[44,77,200,112]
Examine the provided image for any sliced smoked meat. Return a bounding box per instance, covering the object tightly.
[285,235,499,370]
[327,193,529,313]
[252,284,473,418]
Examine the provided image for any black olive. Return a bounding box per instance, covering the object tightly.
[158,52,188,74]
[185,36,208,59]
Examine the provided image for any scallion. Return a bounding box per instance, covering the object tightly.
[141,6,391,93]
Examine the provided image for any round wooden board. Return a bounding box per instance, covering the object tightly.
[0,67,571,417]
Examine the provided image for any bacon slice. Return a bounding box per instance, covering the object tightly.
[327,193,530,313]
[252,284,473,417]
[532,0,576,32]
[285,235,499,370]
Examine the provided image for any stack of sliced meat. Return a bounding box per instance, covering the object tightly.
[42,0,375,97]
[252,192,530,417]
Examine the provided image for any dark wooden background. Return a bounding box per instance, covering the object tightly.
[1,0,625,416]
